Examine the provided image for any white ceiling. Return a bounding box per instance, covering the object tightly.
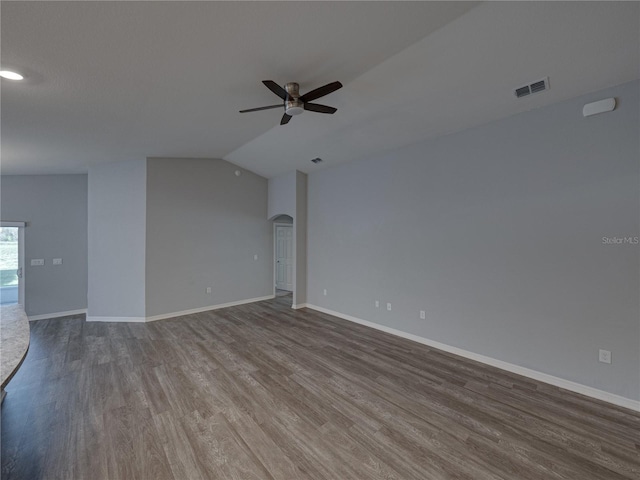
[1,2,638,178]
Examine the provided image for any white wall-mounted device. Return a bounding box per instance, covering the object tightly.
[583,98,616,117]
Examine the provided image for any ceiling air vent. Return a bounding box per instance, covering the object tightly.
[514,77,549,98]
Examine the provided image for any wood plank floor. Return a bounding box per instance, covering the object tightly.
[2,294,639,479]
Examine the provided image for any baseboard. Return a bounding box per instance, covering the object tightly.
[85,295,276,323]
[305,304,640,413]
[28,309,87,321]
[292,303,308,310]
[144,295,275,322]
[86,315,146,323]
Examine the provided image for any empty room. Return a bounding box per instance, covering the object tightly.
[1,2,638,479]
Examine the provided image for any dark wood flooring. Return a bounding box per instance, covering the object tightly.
[2,294,639,479]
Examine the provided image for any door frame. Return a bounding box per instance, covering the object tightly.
[1,221,26,307]
[273,222,294,301]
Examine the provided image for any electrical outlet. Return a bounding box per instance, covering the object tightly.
[323,289,327,296]
[206,287,212,294]
[30,259,44,266]
[420,310,426,320]
[374,300,379,308]
[253,254,258,261]
[53,258,63,265]
[599,349,611,364]
[386,303,392,311]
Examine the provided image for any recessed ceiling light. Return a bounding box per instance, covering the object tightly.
[0,70,24,81]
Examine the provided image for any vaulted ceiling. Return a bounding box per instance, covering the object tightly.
[1,2,638,177]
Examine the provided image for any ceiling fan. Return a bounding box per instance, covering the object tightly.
[240,80,343,125]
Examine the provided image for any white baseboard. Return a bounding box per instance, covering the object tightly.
[292,303,308,310]
[28,309,87,321]
[86,315,146,323]
[85,295,275,323]
[145,295,275,322]
[305,304,640,413]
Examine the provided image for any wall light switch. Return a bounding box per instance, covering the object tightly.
[206,287,212,294]
[53,258,63,265]
[420,310,426,320]
[386,303,392,311]
[323,289,327,296]
[30,259,44,266]
[253,254,258,261]
[375,300,379,308]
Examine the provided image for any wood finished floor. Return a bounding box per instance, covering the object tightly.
[2,294,639,480]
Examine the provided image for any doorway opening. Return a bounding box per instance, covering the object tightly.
[0,224,25,306]
[272,215,294,306]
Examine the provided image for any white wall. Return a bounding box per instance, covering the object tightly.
[307,81,639,401]
[88,160,146,319]
[145,158,272,318]
[1,175,88,317]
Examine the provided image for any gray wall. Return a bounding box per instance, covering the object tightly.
[0,175,88,316]
[307,80,639,400]
[295,171,307,306]
[88,160,147,319]
[268,171,296,219]
[145,158,272,317]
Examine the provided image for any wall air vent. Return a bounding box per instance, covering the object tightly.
[514,77,549,98]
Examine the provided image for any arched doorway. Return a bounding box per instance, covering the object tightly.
[272,214,294,307]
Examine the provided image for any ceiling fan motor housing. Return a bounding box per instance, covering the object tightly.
[285,83,304,116]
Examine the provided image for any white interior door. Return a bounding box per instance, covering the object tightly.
[275,225,293,291]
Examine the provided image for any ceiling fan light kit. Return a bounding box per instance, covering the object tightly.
[240,80,342,125]
[284,83,304,116]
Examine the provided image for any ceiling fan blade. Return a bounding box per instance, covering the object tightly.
[263,80,288,100]
[304,103,337,114]
[280,113,292,125]
[299,81,343,103]
[239,104,282,113]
